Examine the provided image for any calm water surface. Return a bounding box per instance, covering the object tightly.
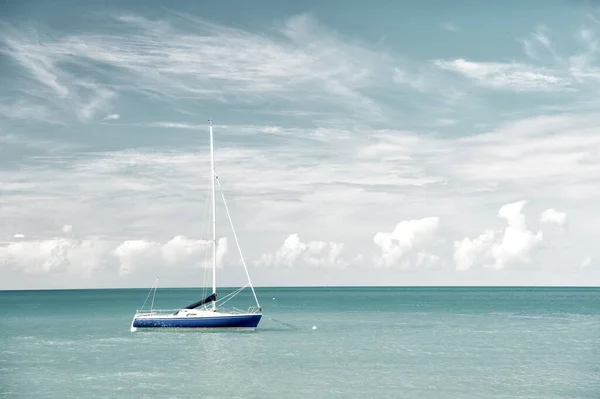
[1,287,599,398]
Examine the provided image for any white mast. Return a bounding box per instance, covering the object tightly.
[209,119,217,311]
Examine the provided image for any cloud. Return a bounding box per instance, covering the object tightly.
[113,240,162,275]
[6,9,596,132]
[114,236,227,275]
[442,22,458,32]
[372,217,440,269]
[433,58,567,91]
[103,113,120,120]
[3,9,600,132]
[434,21,600,97]
[0,224,227,278]
[256,233,347,268]
[3,11,600,288]
[2,113,599,258]
[146,122,203,130]
[0,28,116,123]
[0,226,111,276]
[0,101,64,125]
[0,123,451,249]
[0,12,400,124]
[492,201,544,268]
[517,21,600,101]
[443,114,600,191]
[581,255,592,268]
[392,68,429,91]
[521,26,556,60]
[453,230,496,272]
[568,27,600,83]
[540,208,567,226]
[453,201,544,271]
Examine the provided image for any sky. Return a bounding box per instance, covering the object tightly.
[1,0,600,289]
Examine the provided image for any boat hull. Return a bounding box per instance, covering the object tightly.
[132,313,262,330]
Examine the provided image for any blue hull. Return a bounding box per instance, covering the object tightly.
[132,314,261,329]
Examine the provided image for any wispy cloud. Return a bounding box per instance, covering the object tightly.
[517,20,600,108]
[146,122,203,130]
[433,58,568,91]
[442,22,458,32]
[103,113,120,120]
[5,10,596,131]
[520,22,600,88]
[0,27,117,123]
[449,114,600,184]
[2,114,596,261]
[0,100,63,125]
[432,19,600,96]
[568,26,600,83]
[521,25,557,61]
[0,13,402,124]
[0,116,594,288]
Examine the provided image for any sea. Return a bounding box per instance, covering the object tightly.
[1,287,599,398]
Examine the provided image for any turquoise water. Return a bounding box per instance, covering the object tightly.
[1,287,599,398]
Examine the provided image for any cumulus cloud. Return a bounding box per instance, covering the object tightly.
[492,201,544,268]
[540,208,567,226]
[114,236,227,275]
[453,201,544,271]
[114,240,162,275]
[256,233,347,268]
[0,225,227,278]
[0,226,111,276]
[453,230,496,272]
[372,217,440,269]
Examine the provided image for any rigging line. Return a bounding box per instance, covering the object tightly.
[140,277,159,310]
[201,245,211,301]
[216,283,248,302]
[215,283,250,307]
[201,247,211,300]
[150,277,159,311]
[140,288,152,310]
[215,177,261,310]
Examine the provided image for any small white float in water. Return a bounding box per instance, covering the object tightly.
[312,326,317,330]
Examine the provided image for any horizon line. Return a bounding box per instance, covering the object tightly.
[1,284,599,292]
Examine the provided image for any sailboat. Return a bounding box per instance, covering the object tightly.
[130,120,262,331]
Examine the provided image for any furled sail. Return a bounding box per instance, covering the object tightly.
[182,293,217,310]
